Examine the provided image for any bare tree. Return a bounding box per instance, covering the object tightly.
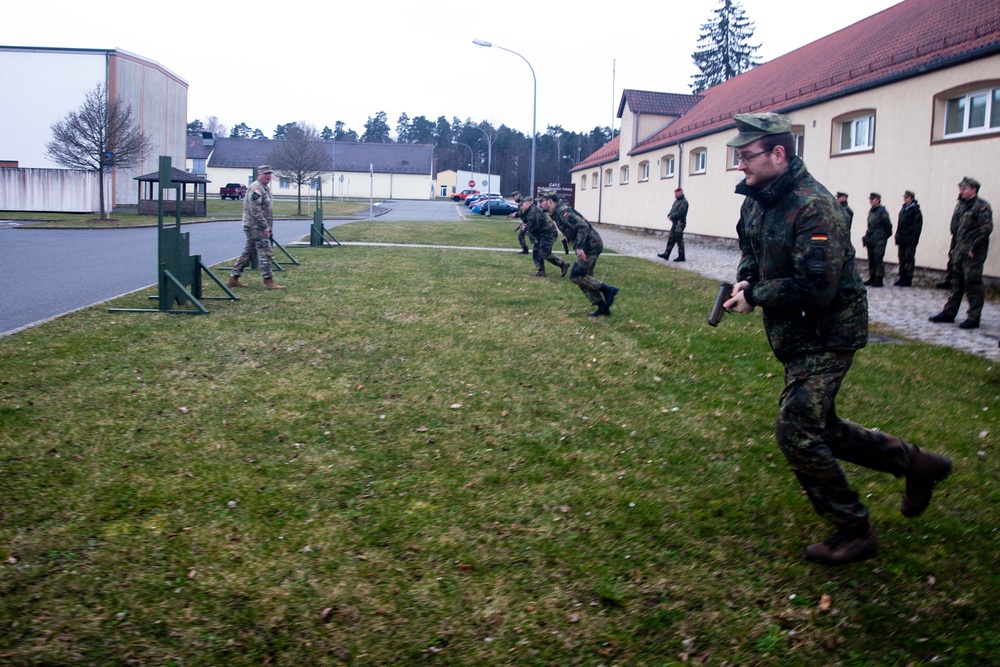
[204,115,228,139]
[268,123,329,214]
[46,83,152,219]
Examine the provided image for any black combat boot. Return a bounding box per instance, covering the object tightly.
[560,262,569,278]
[601,284,619,308]
[805,524,878,565]
[928,312,956,323]
[901,449,952,517]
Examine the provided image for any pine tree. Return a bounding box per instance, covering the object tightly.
[690,0,761,93]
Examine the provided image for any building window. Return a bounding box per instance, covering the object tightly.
[944,87,1000,137]
[639,161,649,182]
[836,112,875,153]
[279,177,291,188]
[794,129,805,157]
[661,155,675,178]
[620,165,629,184]
[604,169,613,186]
[690,149,707,174]
[581,174,587,189]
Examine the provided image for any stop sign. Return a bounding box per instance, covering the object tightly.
[468,180,476,187]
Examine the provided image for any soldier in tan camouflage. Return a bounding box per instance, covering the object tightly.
[228,165,284,290]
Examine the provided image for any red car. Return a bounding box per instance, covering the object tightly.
[451,188,479,202]
[220,183,247,200]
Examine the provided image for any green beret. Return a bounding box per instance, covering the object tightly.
[725,113,793,147]
[959,177,981,190]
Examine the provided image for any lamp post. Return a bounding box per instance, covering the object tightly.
[469,126,494,215]
[451,140,475,195]
[473,39,536,198]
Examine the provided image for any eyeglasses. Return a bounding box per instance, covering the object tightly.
[734,148,771,164]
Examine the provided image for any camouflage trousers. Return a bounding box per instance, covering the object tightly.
[776,351,914,532]
[517,226,529,251]
[866,238,887,281]
[663,222,686,259]
[896,241,918,282]
[942,255,987,323]
[533,232,568,273]
[232,228,274,280]
[569,244,607,306]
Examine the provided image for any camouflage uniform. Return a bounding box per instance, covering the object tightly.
[524,203,568,276]
[894,197,923,285]
[231,175,274,280]
[548,200,610,309]
[510,192,531,252]
[734,153,918,535]
[862,200,892,285]
[661,194,689,260]
[939,194,993,324]
[839,202,854,231]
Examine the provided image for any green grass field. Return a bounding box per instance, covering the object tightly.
[1,220,997,666]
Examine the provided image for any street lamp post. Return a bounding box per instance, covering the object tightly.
[473,39,536,198]
[452,140,475,195]
[469,126,494,216]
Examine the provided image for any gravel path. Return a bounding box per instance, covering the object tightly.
[597,226,1000,360]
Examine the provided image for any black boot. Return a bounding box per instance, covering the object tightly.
[601,284,619,308]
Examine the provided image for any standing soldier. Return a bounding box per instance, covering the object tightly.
[893,190,923,287]
[537,190,619,316]
[228,165,285,290]
[930,177,993,329]
[657,187,689,261]
[862,193,892,287]
[520,194,569,278]
[836,192,854,230]
[722,113,951,565]
[510,191,531,254]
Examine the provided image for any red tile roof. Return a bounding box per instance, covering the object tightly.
[618,90,703,117]
[627,0,1000,155]
[575,135,621,171]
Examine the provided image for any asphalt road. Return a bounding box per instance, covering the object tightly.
[1,199,464,337]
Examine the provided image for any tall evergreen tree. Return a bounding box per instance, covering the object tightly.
[361,111,392,143]
[395,112,411,143]
[690,0,761,93]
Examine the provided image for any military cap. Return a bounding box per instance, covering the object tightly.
[537,189,558,200]
[869,192,881,200]
[836,192,849,199]
[257,164,274,174]
[959,176,981,189]
[674,187,683,194]
[519,193,534,202]
[904,190,915,199]
[510,190,521,199]
[725,113,793,147]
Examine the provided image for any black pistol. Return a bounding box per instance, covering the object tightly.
[708,282,734,327]
[562,238,570,254]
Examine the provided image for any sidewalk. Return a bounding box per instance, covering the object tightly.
[597,226,1000,360]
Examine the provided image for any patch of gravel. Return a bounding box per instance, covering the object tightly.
[597,226,1000,360]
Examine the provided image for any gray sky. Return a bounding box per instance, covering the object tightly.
[4,0,902,138]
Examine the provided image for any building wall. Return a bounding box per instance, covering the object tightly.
[206,166,433,200]
[576,54,999,276]
[0,168,100,213]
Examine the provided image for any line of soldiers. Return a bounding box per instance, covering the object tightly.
[509,189,619,317]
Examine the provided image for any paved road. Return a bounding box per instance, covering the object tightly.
[0,200,466,337]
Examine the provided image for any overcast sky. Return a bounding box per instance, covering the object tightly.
[4,0,902,139]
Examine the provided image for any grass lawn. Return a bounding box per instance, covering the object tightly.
[1,220,998,666]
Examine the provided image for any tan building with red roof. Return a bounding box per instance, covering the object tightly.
[573,0,1000,277]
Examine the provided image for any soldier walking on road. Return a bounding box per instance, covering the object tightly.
[228,165,285,290]
[657,187,689,262]
[722,113,952,566]
[894,190,923,287]
[538,190,619,317]
[862,193,892,287]
[930,177,993,329]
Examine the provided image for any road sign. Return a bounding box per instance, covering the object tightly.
[468,180,476,187]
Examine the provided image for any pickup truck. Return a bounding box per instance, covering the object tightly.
[220,183,247,200]
[451,188,479,202]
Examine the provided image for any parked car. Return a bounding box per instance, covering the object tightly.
[451,188,479,202]
[220,183,247,200]
[466,192,501,207]
[477,199,518,216]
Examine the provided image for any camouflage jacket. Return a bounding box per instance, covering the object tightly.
[668,196,689,228]
[735,157,868,363]
[895,200,923,246]
[840,202,854,230]
[524,203,557,239]
[242,179,273,231]
[864,205,892,245]
[951,195,993,262]
[550,201,602,253]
